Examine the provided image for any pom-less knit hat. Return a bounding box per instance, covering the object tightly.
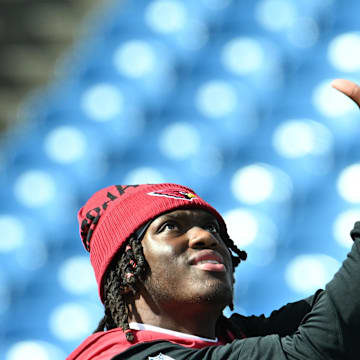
[78,183,228,302]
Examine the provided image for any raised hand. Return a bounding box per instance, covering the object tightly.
[331,79,360,108]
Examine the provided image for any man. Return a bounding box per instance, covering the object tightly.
[68,80,360,359]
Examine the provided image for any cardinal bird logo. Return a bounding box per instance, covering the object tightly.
[147,189,197,201]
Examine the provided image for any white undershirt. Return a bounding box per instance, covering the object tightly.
[129,322,219,343]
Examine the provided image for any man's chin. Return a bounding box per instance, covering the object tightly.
[191,279,233,308]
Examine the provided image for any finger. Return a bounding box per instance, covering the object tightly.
[331,79,360,108]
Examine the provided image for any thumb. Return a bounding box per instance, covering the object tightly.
[331,79,360,108]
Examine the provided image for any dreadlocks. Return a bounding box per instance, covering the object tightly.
[93,235,147,341]
[94,231,247,342]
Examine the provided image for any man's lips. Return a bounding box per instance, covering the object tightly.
[188,250,226,272]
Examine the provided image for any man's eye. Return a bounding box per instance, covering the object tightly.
[160,222,177,232]
[205,223,219,233]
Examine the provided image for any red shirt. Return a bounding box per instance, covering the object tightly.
[67,323,233,360]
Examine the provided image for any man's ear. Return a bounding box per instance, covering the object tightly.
[121,284,141,298]
[120,285,133,295]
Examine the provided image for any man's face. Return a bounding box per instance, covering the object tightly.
[140,208,234,312]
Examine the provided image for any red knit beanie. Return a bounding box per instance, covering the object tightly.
[78,183,227,302]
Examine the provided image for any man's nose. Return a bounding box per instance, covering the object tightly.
[188,226,219,249]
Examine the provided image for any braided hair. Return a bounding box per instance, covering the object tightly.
[94,227,247,342]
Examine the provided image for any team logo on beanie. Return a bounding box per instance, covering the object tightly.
[148,189,197,201]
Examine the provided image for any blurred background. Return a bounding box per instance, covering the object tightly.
[0,0,360,358]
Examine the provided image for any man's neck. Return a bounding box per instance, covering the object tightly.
[128,299,223,339]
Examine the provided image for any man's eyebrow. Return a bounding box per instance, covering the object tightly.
[156,213,181,220]
[158,211,219,223]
